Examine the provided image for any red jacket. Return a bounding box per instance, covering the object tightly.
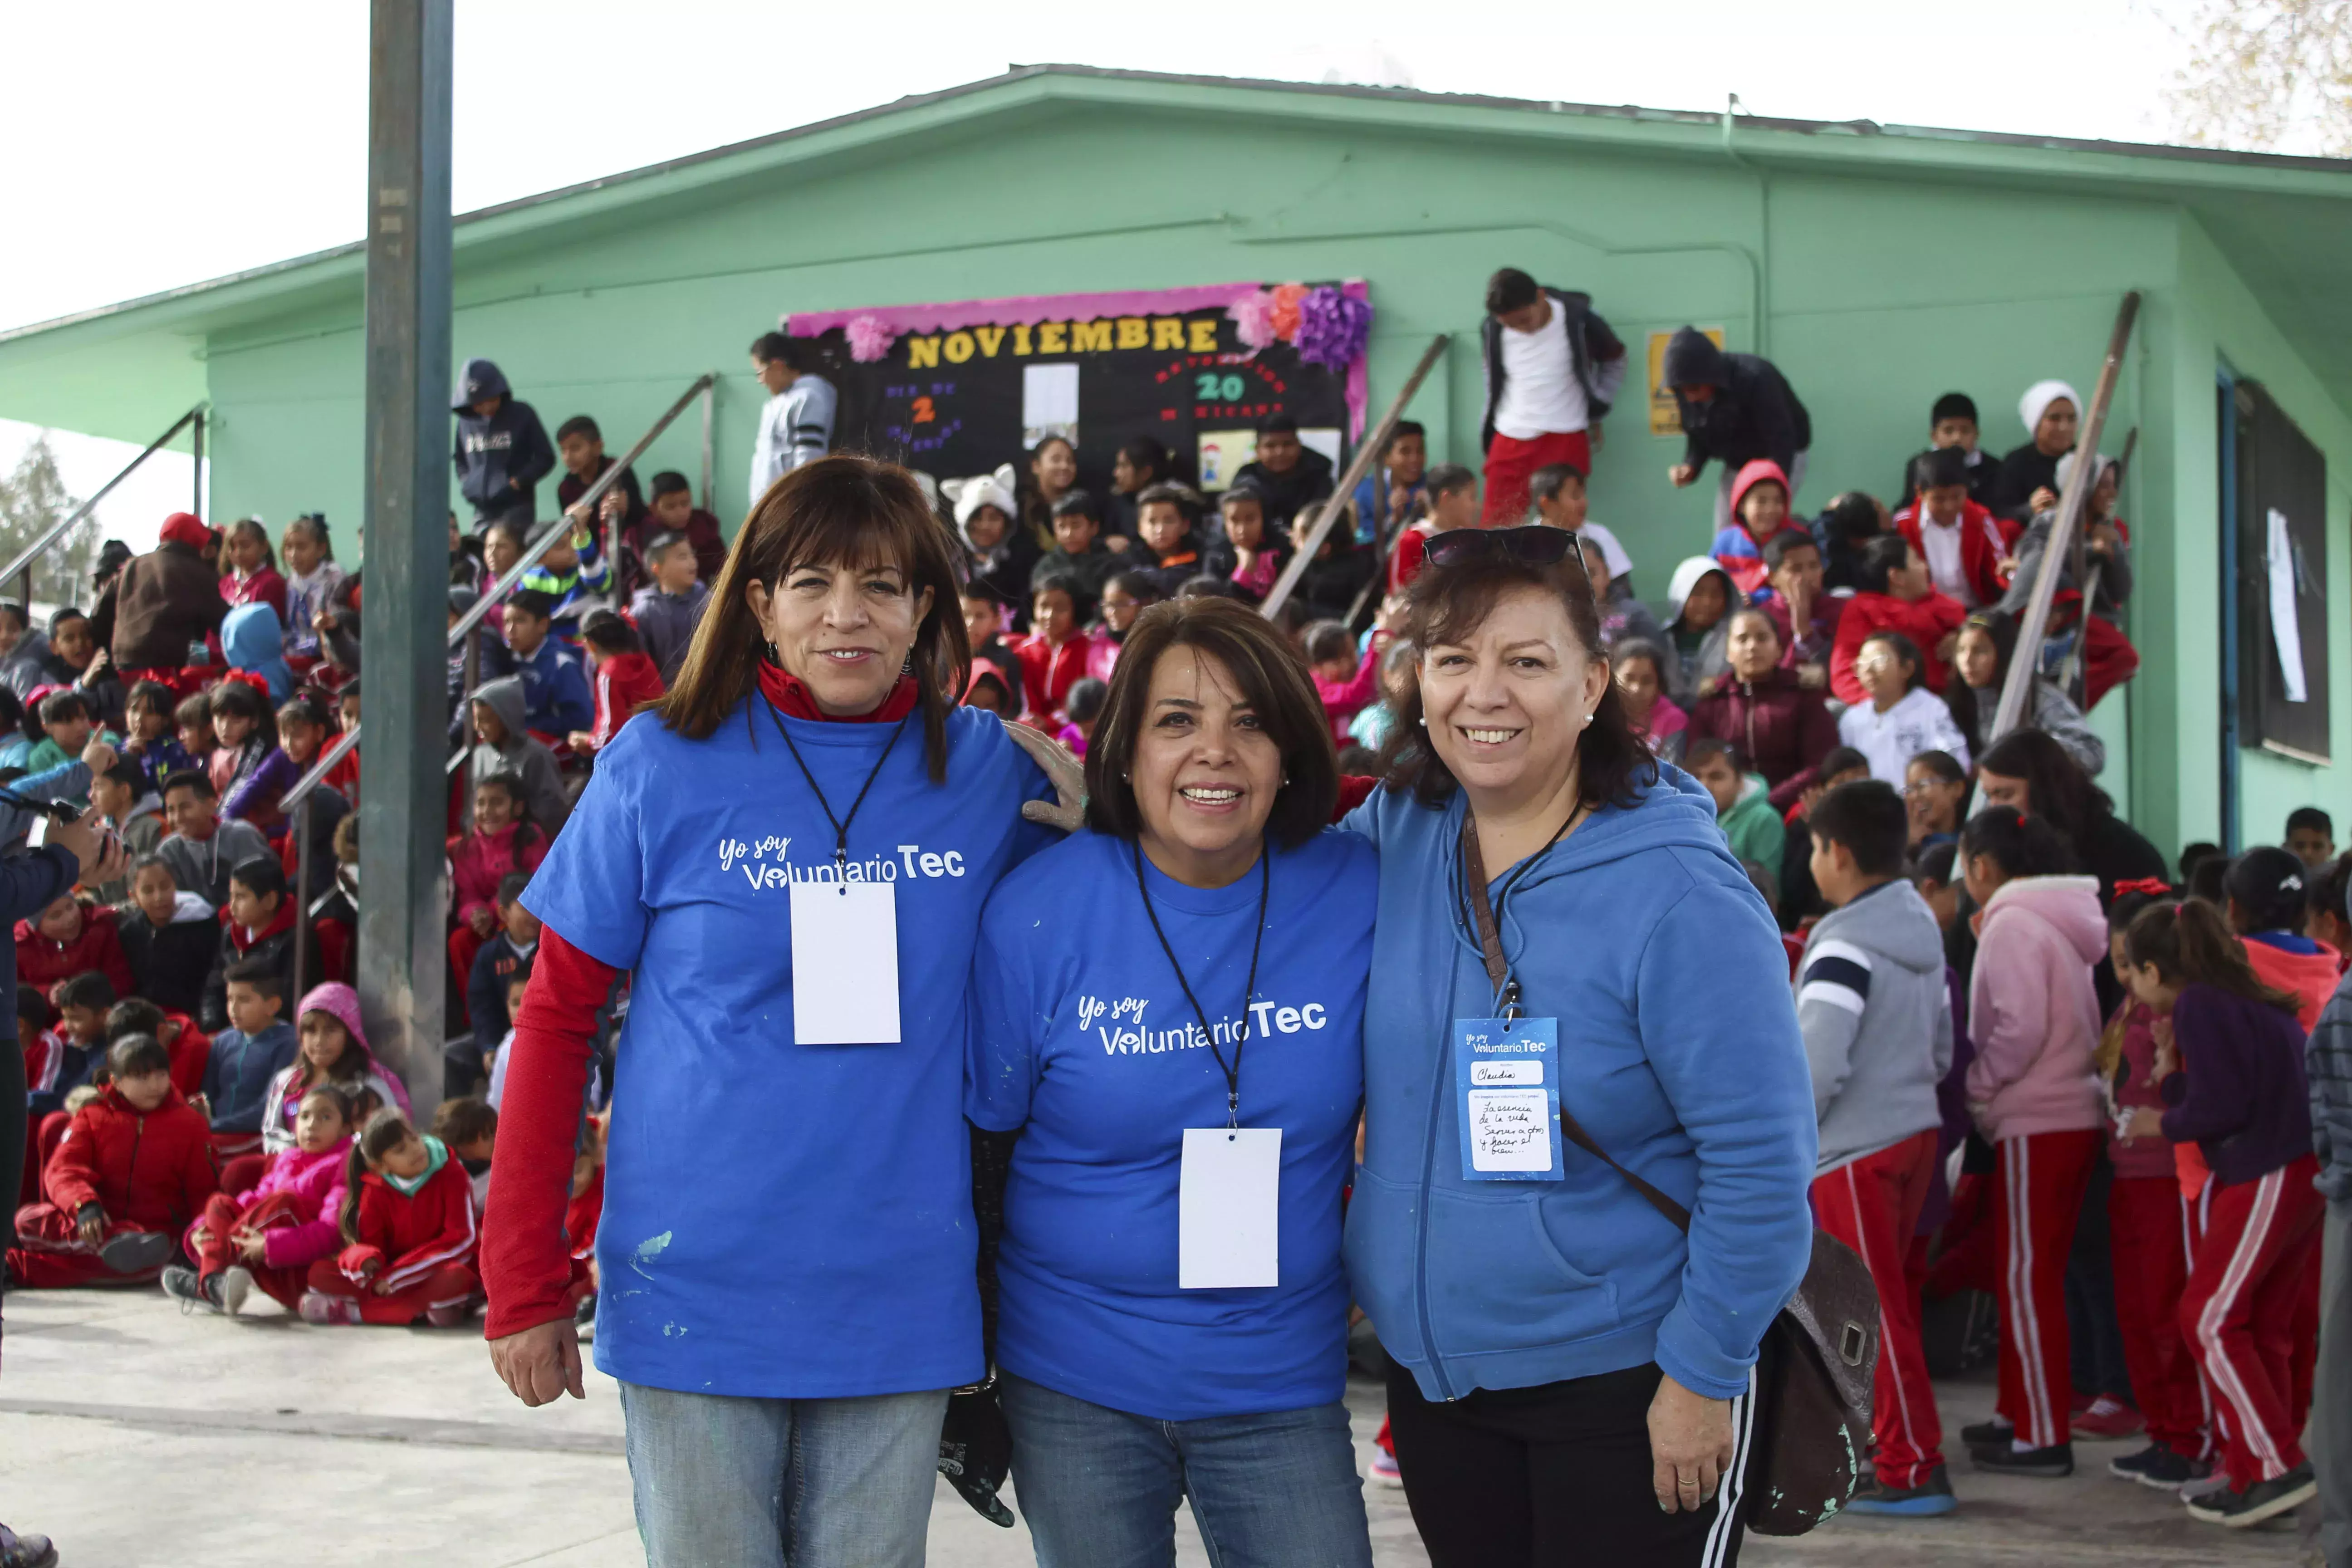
[1830,590,1968,705]
[1688,668,1841,811]
[162,1013,212,1098]
[1763,593,1845,671]
[1010,631,1103,724]
[44,1083,219,1234]
[588,651,665,750]
[15,902,136,999]
[448,821,548,931]
[336,1152,479,1294]
[1894,498,2012,610]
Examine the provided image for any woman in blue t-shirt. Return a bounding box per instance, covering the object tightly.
[1342,528,1819,1564]
[969,596,1377,1568]
[482,457,1077,1567]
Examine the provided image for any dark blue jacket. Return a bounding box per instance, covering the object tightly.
[451,359,556,512]
[485,635,593,736]
[198,1021,299,1134]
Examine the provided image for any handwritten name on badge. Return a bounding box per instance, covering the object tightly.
[716,834,968,893]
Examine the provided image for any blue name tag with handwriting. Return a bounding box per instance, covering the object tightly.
[1453,1016,1563,1181]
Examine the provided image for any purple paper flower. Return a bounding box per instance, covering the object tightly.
[845,316,896,363]
[1294,286,1373,369]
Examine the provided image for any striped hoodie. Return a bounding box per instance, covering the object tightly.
[1795,877,1953,1173]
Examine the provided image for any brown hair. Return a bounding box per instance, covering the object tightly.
[1083,597,1338,850]
[340,1107,421,1244]
[657,456,969,782]
[2123,898,2301,1014]
[1377,554,1654,809]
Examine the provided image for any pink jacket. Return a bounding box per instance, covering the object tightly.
[243,1137,351,1271]
[1967,874,2107,1140]
[1313,642,1384,743]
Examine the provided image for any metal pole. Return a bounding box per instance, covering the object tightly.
[700,379,715,512]
[290,793,314,1002]
[0,405,203,593]
[191,411,205,519]
[1989,291,2140,744]
[358,0,454,1124]
[1259,335,1451,622]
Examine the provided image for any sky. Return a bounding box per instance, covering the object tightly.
[1,0,2205,551]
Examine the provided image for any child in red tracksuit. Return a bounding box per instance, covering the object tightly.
[299,1107,479,1327]
[166,1084,352,1314]
[1958,807,2108,1475]
[15,892,135,1002]
[2097,888,2212,1489]
[6,1034,218,1287]
[447,771,547,999]
[2121,898,2324,1528]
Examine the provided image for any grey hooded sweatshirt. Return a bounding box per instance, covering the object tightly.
[467,675,570,834]
[1796,877,1953,1173]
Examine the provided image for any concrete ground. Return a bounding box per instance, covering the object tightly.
[0,1287,2313,1567]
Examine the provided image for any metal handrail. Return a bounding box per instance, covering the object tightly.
[0,404,205,594]
[281,371,715,815]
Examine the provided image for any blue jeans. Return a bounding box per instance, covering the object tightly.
[999,1371,1372,1568]
[618,1380,948,1568]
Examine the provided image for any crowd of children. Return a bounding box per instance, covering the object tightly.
[7,309,2350,1558]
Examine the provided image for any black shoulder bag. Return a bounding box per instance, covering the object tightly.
[1460,812,1879,1535]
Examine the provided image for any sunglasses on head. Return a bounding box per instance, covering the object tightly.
[1422,524,1589,573]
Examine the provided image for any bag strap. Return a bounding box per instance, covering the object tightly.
[1458,810,1693,1235]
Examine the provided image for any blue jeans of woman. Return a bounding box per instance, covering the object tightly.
[999,1370,1372,1568]
[618,1381,947,1568]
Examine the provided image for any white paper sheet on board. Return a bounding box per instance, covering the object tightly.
[1022,363,1079,449]
[2267,508,2308,703]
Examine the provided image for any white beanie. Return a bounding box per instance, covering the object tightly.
[942,465,1018,546]
[2053,450,2117,493]
[2018,379,2082,439]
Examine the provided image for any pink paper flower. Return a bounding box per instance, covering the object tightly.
[1269,282,1309,341]
[844,316,896,363]
[1294,286,1374,369]
[1227,290,1277,351]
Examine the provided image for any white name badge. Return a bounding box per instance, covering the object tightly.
[1178,1127,1281,1289]
[788,878,902,1045]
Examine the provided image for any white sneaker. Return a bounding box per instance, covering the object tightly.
[1370,1449,1402,1488]
[220,1265,254,1316]
[2179,1469,2234,1502]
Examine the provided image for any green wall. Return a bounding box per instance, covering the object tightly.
[181,101,2338,850]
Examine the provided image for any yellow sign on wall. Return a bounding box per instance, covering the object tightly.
[1647,326,1726,437]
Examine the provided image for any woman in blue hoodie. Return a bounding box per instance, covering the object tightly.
[1343,528,1817,1566]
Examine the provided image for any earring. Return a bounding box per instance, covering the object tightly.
[1417,717,1428,727]
[1282,774,1291,786]
[1582,713,1594,728]
[902,653,915,675]
[764,641,779,663]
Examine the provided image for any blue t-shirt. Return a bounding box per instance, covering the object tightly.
[966,826,1375,1421]
[525,698,1055,1398]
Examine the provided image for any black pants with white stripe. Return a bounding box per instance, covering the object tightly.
[1385,1359,1754,1567]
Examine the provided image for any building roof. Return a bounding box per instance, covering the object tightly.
[10,63,2352,439]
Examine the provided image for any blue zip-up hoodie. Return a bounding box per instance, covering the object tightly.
[198,1019,299,1134]
[496,635,593,736]
[1341,763,1817,1403]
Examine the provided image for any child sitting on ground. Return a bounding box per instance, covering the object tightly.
[259,981,410,1156]
[19,986,70,1122]
[434,1096,497,1215]
[196,960,299,1166]
[25,972,112,1125]
[300,1106,480,1327]
[166,1083,353,1316]
[1799,780,1957,1515]
[2122,898,2322,1526]
[6,1033,217,1288]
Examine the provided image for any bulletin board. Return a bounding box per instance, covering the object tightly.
[2232,378,2330,762]
[784,282,1371,498]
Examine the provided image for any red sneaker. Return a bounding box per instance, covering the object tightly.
[2073,1396,2144,1441]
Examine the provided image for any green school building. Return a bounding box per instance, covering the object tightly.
[0,64,2344,856]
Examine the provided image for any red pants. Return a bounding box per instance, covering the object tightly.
[2180,1157,2324,1488]
[1813,1131,1943,1487]
[185,1191,314,1310]
[2109,1174,2210,1459]
[1480,430,1591,524]
[218,1152,269,1201]
[304,1257,480,1326]
[1993,1128,2099,1447]
[6,1202,172,1288]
